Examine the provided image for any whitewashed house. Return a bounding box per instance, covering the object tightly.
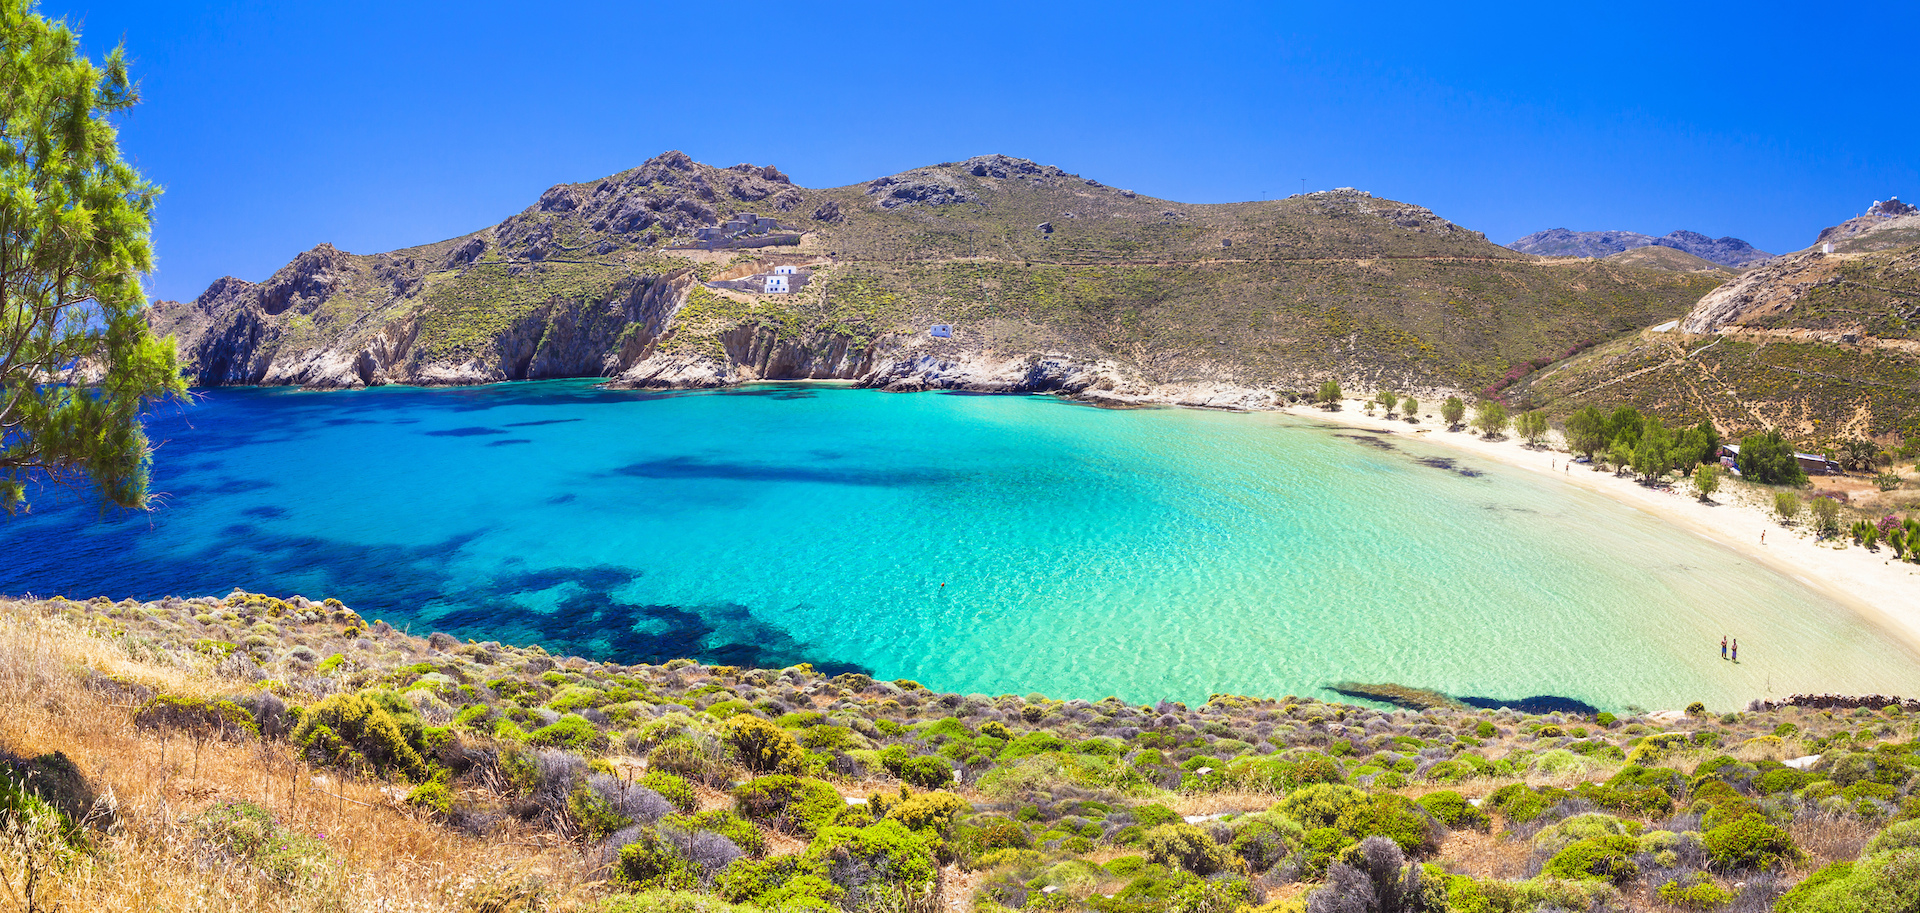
[764,275,789,293]
[774,265,798,275]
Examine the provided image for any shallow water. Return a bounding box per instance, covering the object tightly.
[2,380,1912,711]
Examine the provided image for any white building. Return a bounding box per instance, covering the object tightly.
[774,265,798,275]
[764,275,789,293]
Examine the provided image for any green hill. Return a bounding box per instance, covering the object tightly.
[148,152,1722,401]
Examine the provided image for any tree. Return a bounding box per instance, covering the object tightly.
[1375,389,1398,417]
[1606,406,1646,450]
[1439,396,1466,429]
[1400,396,1418,422]
[1840,438,1878,472]
[1565,406,1610,460]
[1607,440,1633,476]
[1631,418,1674,482]
[1774,491,1802,525]
[2,3,186,514]
[1693,464,1720,502]
[1514,410,1549,447]
[1808,497,1842,536]
[1739,431,1809,487]
[1316,380,1343,411]
[1471,400,1508,438]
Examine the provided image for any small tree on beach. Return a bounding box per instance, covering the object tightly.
[1471,400,1508,439]
[1316,380,1343,411]
[1401,396,1419,423]
[1607,440,1633,476]
[1807,497,1841,536]
[1739,431,1808,487]
[1773,491,1802,525]
[1693,464,1720,502]
[1565,406,1610,460]
[1375,390,1399,417]
[1440,396,1465,430]
[1515,410,1549,447]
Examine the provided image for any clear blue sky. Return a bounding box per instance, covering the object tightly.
[46,0,1920,303]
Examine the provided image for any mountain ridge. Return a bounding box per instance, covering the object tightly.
[1509,227,1772,267]
[147,150,1722,407]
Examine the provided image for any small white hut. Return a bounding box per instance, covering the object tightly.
[764,275,789,294]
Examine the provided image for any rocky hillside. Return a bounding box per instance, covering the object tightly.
[1513,201,1920,444]
[1510,228,1771,268]
[147,152,1723,405]
[10,591,1920,913]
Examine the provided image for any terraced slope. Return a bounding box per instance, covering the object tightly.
[148,152,1722,401]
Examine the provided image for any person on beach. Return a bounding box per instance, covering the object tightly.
[1761,530,1766,545]
[1732,639,1739,663]
[1721,636,1728,660]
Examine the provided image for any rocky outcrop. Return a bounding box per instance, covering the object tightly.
[1815,197,1920,253]
[1678,249,1830,333]
[1651,230,1771,267]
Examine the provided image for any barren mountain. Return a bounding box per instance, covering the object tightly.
[1510,228,1771,268]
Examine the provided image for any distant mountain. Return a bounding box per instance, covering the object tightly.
[1509,228,1771,268]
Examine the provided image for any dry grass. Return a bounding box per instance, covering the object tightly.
[0,602,598,913]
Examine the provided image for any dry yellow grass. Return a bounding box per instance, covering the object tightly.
[0,601,600,913]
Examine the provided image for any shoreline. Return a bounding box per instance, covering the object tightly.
[1282,397,1920,663]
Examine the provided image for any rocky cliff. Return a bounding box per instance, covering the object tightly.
[150,151,1725,403]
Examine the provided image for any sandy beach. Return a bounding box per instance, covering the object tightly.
[1283,397,1920,664]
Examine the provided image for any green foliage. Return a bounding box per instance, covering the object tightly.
[1141,823,1233,876]
[529,714,607,752]
[1515,409,1549,445]
[133,693,258,743]
[1694,463,1721,501]
[897,755,953,790]
[1441,396,1467,428]
[1775,491,1803,523]
[1316,380,1343,409]
[731,775,843,836]
[643,770,698,814]
[1472,399,1508,438]
[1280,783,1369,830]
[1656,874,1733,909]
[1565,405,1610,458]
[192,801,332,887]
[1375,389,1399,415]
[1703,812,1798,871]
[674,810,766,857]
[616,827,700,892]
[1401,396,1419,419]
[1417,791,1489,830]
[1541,834,1639,883]
[1808,496,1842,536]
[292,690,433,782]
[1742,430,1810,486]
[1333,792,1439,856]
[0,1,189,514]
[723,715,806,775]
[800,818,938,907]
[1775,852,1920,913]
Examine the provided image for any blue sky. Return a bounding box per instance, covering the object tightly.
[48,0,1919,303]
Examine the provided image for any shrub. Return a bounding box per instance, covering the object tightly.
[672,810,766,857]
[897,755,953,790]
[1334,793,1439,857]
[878,791,968,834]
[642,770,698,814]
[193,801,332,888]
[1141,823,1233,876]
[723,716,806,776]
[1542,834,1639,883]
[616,827,701,892]
[1703,812,1798,871]
[1280,783,1369,830]
[1228,817,1299,873]
[1441,396,1466,428]
[650,738,724,785]
[1657,874,1734,909]
[1775,491,1803,523]
[1417,791,1489,831]
[133,694,258,743]
[292,691,432,782]
[1532,813,1631,857]
[529,714,607,752]
[800,819,938,910]
[1809,496,1842,535]
[1741,430,1809,486]
[731,775,843,836]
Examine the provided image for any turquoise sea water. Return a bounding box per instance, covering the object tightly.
[1,380,1913,711]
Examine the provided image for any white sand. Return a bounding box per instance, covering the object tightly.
[1283,398,1920,660]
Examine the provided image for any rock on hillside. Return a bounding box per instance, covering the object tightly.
[1510,228,1771,267]
[1816,197,1920,253]
[149,151,1723,402]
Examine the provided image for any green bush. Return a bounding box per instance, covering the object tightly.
[722,716,806,776]
[1775,852,1920,913]
[193,801,332,887]
[133,694,258,742]
[897,755,953,790]
[1542,834,1639,883]
[1141,823,1233,876]
[800,819,938,908]
[1279,783,1369,830]
[529,714,607,752]
[731,775,843,836]
[672,810,766,857]
[1334,793,1439,856]
[292,691,432,782]
[1533,814,1632,857]
[1417,791,1489,831]
[642,770,698,814]
[1656,875,1733,909]
[616,827,699,892]
[1703,812,1798,871]
[876,791,968,834]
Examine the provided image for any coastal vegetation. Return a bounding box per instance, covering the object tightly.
[0,1,187,514]
[11,592,1920,913]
